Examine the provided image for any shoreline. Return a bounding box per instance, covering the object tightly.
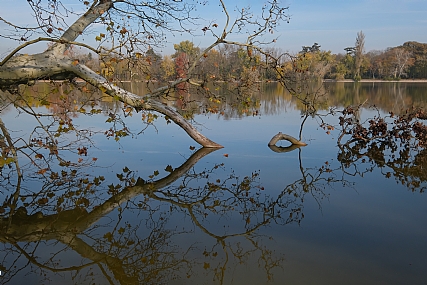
[40,78,427,84]
[324,79,427,83]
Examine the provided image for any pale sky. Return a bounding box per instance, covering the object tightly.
[282,0,427,53]
[1,0,426,58]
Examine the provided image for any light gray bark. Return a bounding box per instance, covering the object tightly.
[268,132,307,146]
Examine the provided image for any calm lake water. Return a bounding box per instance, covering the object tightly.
[1,82,427,284]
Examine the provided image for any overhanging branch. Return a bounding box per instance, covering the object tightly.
[67,62,223,148]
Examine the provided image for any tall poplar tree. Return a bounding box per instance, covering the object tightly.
[354,30,365,80]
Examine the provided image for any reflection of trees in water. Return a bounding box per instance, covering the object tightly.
[0,147,313,284]
[3,81,427,122]
[0,108,344,284]
[194,81,427,118]
[336,105,427,192]
[1,81,427,283]
[325,82,427,114]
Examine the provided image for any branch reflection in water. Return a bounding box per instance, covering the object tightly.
[0,109,341,284]
[0,150,334,283]
[1,81,427,284]
[337,104,427,192]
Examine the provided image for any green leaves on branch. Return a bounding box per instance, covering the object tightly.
[0,156,14,167]
[141,112,158,124]
[95,33,106,42]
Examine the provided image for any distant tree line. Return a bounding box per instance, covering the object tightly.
[330,36,427,80]
[71,36,427,83]
[285,33,427,81]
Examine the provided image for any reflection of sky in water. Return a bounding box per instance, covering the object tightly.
[1,83,427,284]
[112,104,426,283]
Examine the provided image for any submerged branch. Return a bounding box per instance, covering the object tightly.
[268,132,307,147]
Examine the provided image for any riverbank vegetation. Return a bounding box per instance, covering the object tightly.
[60,36,427,84]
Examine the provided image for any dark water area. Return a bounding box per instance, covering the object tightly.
[0,82,427,284]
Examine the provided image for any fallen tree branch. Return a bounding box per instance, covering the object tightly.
[67,62,223,148]
[268,132,307,147]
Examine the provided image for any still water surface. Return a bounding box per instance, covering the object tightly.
[0,82,427,284]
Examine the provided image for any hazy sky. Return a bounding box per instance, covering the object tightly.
[282,0,427,53]
[1,0,426,57]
